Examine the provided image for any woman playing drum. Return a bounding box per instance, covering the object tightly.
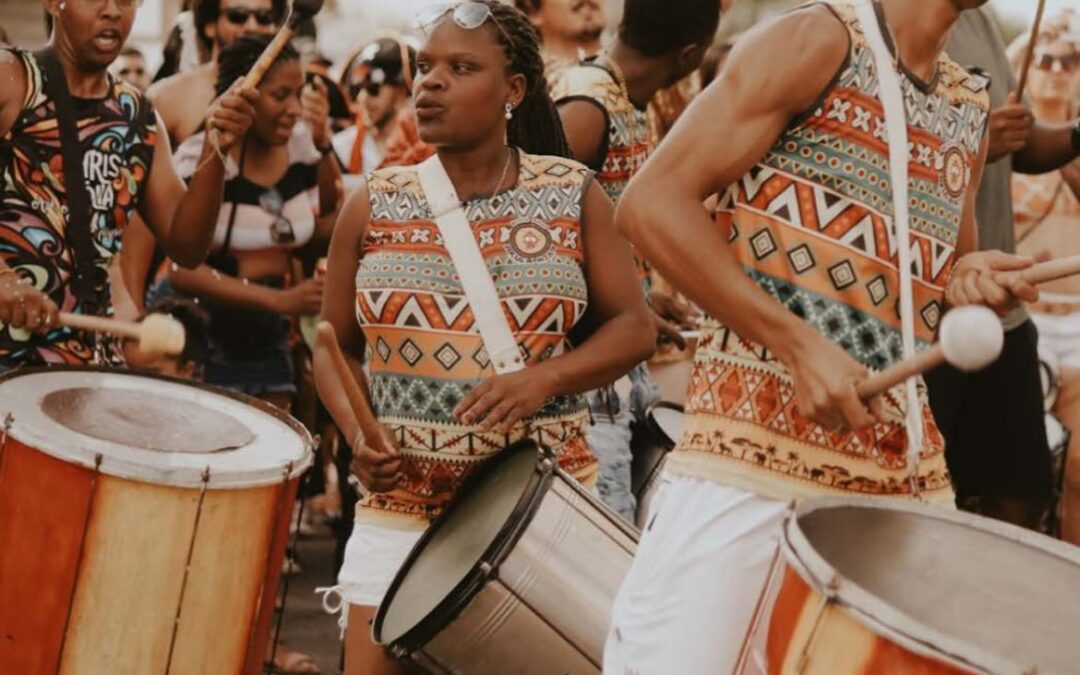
[312,3,655,674]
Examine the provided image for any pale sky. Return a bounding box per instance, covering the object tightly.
[992,0,1080,24]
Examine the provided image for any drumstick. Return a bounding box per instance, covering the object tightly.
[856,306,1002,399]
[1016,0,1048,99]
[60,313,185,355]
[994,253,1080,287]
[314,321,381,443]
[213,0,325,146]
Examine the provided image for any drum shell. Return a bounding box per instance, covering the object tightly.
[631,403,683,529]
[0,432,296,675]
[400,468,637,674]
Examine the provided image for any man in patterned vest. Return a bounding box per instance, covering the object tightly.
[603,1,1039,672]
[550,0,722,522]
[0,0,255,370]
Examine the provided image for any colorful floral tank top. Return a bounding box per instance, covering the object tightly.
[355,151,599,527]
[0,49,156,370]
[669,1,990,504]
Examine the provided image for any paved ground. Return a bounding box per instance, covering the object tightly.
[272,524,346,675]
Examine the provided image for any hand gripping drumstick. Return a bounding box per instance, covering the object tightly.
[1016,0,1048,99]
[314,321,381,442]
[213,0,325,145]
[856,306,1003,399]
[60,313,185,356]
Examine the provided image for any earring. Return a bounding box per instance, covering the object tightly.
[59,1,66,7]
[505,103,513,120]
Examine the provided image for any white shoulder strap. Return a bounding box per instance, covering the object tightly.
[415,155,524,375]
[854,0,925,478]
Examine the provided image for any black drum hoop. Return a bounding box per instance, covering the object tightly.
[631,401,684,497]
[372,439,556,655]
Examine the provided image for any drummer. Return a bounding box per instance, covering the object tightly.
[312,3,654,674]
[0,0,256,371]
[603,0,1037,672]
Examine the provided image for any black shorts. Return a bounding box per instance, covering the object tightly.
[924,320,1053,501]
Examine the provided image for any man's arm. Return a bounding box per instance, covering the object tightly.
[1014,120,1076,175]
[557,98,608,168]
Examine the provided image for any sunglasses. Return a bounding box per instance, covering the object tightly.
[1034,51,1080,72]
[416,2,511,44]
[259,189,296,245]
[222,7,277,27]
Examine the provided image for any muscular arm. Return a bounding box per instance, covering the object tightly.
[313,184,372,447]
[616,7,849,366]
[557,99,608,168]
[1014,120,1076,175]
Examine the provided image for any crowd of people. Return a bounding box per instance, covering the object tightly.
[2,0,1080,673]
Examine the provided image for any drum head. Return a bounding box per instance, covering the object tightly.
[376,441,549,648]
[788,498,1080,673]
[0,367,312,488]
[651,404,684,447]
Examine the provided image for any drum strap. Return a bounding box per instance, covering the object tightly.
[854,0,925,489]
[415,154,525,375]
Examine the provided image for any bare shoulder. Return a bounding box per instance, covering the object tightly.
[0,49,28,137]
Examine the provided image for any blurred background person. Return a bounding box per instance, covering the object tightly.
[515,0,605,87]
[110,45,151,92]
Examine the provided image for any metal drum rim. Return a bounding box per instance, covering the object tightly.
[783,496,1080,675]
[373,439,554,654]
[0,365,314,488]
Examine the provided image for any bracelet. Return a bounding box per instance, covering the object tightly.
[0,268,20,288]
[316,141,334,157]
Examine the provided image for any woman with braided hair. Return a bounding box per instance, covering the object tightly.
[313,2,654,672]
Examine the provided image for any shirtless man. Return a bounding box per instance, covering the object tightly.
[148,0,283,146]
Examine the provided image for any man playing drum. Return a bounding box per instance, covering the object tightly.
[604,1,1038,672]
[0,0,256,371]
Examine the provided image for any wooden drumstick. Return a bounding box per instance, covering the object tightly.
[60,313,185,355]
[213,0,325,146]
[314,321,381,442]
[856,306,1003,399]
[995,253,1080,287]
[1016,0,1048,99]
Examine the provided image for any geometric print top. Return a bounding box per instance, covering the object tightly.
[552,57,653,284]
[0,48,156,371]
[355,151,599,527]
[668,1,990,504]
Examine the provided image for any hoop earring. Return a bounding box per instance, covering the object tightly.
[505,103,513,120]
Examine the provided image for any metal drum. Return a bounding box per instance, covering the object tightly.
[0,367,313,675]
[737,497,1080,674]
[374,440,638,674]
[631,402,683,528]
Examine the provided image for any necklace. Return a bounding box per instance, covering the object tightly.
[488,147,513,200]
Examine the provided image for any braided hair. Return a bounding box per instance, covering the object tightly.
[215,34,299,97]
[481,1,571,158]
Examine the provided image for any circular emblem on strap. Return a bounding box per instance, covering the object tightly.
[505,219,555,263]
[938,145,969,201]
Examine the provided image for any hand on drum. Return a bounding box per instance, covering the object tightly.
[787,331,887,432]
[946,250,1038,315]
[350,424,402,493]
[0,273,59,333]
[453,368,555,434]
[205,78,259,152]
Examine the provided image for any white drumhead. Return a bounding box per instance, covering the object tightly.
[0,368,312,488]
[651,406,685,446]
[786,497,1080,674]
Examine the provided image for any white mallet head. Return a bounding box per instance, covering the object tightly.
[138,314,186,356]
[939,306,1003,371]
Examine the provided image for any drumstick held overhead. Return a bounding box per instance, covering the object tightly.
[60,313,185,356]
[856,306,1002,400]
[1016,0,1048,99]
[314,321,382,442]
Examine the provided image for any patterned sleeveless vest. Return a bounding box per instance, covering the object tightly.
[356,152,599,526]
[668,1,990,504]
[552,57,652,284]
[0,49,157,370]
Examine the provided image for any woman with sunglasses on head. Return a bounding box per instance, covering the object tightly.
[313,2,654,672]
[1010,26,1080,543]
[157,34,341,413]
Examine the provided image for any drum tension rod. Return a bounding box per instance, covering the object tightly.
[0,413,12,463]
[795,576,840,674]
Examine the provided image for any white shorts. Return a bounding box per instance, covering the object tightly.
[317,519,425,635]
[604,473,787,675]
[1033,310,1080,371]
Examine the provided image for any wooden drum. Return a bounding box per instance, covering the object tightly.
[0,367,313,675]
[737,497,1080,674]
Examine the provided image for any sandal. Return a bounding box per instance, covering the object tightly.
[269,645,321,674]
